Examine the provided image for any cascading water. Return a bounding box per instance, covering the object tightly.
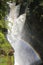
[6,2,42,65]
[6,2,26,48]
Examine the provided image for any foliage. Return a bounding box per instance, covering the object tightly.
[0,1,14,65]
[0,32,5,44]
[0,0,43,64]
[0,0,15,19]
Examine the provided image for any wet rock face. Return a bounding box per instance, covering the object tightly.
[21,10,43,61]
[16,0,27,15]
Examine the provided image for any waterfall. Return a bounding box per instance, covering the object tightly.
[6,2,26,48]
[6,2,42,65]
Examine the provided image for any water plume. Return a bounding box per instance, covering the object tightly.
[6,2,42,65]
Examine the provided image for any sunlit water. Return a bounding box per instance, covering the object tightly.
[6,2,42,65]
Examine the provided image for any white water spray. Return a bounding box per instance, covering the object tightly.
[6,2,42,65]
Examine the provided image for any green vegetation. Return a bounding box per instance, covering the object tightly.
[0,55,14,65]
[0,0,43,65]
[0,0,15,20]
[0,32,14,65]
[0,0,15,65]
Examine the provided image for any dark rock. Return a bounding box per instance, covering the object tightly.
[8,48,14,56]
[21,5,43,61]
[0,49,7,56]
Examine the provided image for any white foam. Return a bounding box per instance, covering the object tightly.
[6,2,41,65]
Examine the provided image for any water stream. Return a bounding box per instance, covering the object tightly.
[6,2,42,65]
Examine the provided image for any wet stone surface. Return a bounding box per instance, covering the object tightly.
[21,13,43,61]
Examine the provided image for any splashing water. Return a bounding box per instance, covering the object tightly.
[6,2,42,65]
[6,2,26,47]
